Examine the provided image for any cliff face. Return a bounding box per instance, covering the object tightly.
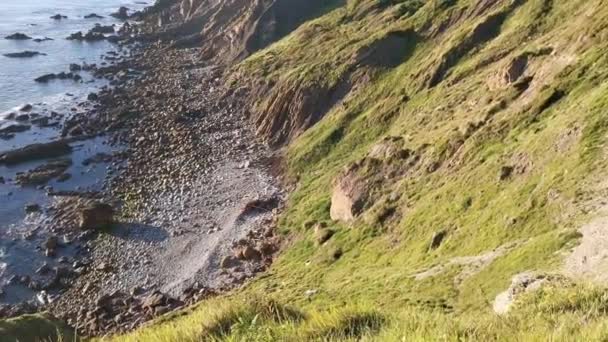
[147,0,342,63]
[120,0,608,340]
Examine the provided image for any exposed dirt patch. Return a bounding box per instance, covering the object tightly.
[563,214,608,283]
[413,242,518,286]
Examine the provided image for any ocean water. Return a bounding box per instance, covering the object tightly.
[0,0,148,114]
[0,0,149,304]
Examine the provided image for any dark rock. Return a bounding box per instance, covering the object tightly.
[0,140,72,165]
[69,63,82,71]
[3,51,46,58]
[314,224,334,245]
[33,37,53,43]
[106,35,120,44]
[67,30,106,42]
[110,7,129,20]
[90,25,114,34]
[24,203,41,213]
[19,104,33,112]
[35,72,81,83]
[499,166,514,180]
[0,124,31,134]
[429,230,447,250]
[14,114,30,121]
[31,117,49,126]
[84,13,104,19]
[68,125,84,136]
[15,159,72,185]
[44,236,59,250]
[78,202,114,230]
[36,263,50,274]
[5,33,31,40]
[50,14,67,20]
[87,93,99,101]
[56,173,72,182]
[154,305,170,316]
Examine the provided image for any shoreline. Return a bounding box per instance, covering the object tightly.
[1,4,285,337]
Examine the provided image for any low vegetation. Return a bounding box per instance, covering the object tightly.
[10,0,608,340]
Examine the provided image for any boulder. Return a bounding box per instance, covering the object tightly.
[3,51,46,58]
[5,33,31,40]
[33,37,53,43]
[429,230,447,250]
[50,14,67,20]
[15,159,72,185]
[235,245,261,261]
[78,202,114,230]
[142,291,166,309]
[84,13,104,19]
[0,124,30,134]
[329,166,368,222]
[0,140,72,165]
[24,203,41,213]
[110,7,129,20]
[90,25,114,34]
[220,256,239,268]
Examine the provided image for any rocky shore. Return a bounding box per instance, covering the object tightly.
[0,4,284,337]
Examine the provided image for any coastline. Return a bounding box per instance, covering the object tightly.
[1,3,284,337]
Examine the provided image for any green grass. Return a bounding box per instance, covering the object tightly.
[0,313,77,342]
[14,0,608,340]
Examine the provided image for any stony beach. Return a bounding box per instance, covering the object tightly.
[0,3,284,337]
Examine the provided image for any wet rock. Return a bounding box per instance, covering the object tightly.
[66,31,105,42]
[33,37,53,43]
[44,236,59,250]
[14,114,30,121]
[34,72,82,83]
[19,104,33,112]
[84,13,104,19]
[110,7,129,20]
[31,117,50,126]
[50,14,67,20]
[68,125,84,136]
[90,25,115,34]
[24,203,41,213]
[45,248,56,258]
[56,173,72,182]
[3,51,47,58]
[78,202,115,230]
[5,33,31,40]
[87,93,99,101]
[0,124,30,134]
[15,159,72,185]
[36,263,50,275]
[106,35,121,44]
[69,64,83,72]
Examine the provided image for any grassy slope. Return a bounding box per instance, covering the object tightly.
[100,0,608,340]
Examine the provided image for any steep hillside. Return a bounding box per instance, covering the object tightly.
[101,0,608,340]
